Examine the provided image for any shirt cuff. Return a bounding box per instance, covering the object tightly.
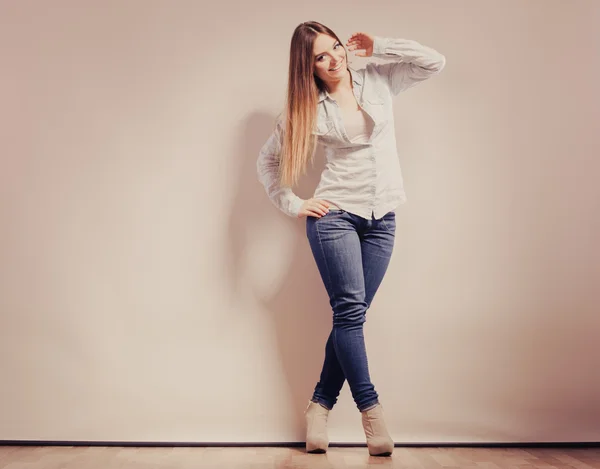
[289,196,304,218]
[372,36,389,56]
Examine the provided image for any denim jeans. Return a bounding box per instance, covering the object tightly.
[305,208,396,412]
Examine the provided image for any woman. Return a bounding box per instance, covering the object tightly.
[256,21,445,456]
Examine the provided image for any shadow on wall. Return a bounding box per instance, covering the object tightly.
[226,111,334,439]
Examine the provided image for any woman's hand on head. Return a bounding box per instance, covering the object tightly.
[298,199,331,218]
[346,32,375,57]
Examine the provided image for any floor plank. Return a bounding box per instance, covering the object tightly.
[0,446,598,469]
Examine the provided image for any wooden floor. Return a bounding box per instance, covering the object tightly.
[1,446,600,468]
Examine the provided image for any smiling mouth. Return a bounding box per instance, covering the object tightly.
[329,62,343,71]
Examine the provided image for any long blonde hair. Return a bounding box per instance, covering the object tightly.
[279,21,344,188]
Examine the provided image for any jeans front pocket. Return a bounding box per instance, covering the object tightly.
[311,209,347,222]
[380,211,396,234]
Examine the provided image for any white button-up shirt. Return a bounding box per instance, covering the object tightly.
[257,36,446,219]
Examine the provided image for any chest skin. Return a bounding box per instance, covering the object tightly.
[326,84,376,143]
[314,68,390,144]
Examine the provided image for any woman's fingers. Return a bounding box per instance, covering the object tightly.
[301,207,321,218]
[347,41,366,53]
[316,202,330,212]
[313,206,327,216]
[298,199,333,218]
[348,32,367,42]
[307,207,326,217]
[347,32,373,55]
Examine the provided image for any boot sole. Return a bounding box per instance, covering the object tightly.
[307,448,327,454]
[370,451,392,457]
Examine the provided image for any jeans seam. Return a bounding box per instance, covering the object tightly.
[381,217,394,233]
[315,221,345,408]
[314,220,334,302]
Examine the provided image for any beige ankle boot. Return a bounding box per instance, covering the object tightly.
[304,400,330,453]
[361,403,394,456]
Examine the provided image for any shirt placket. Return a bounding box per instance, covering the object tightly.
[353,87,379,219]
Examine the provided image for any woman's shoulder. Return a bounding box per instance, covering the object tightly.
[348,65,366,85]
[352,64,393,103]
[349,64,387,92]
[359,63,389,84]
[273,112,286,130]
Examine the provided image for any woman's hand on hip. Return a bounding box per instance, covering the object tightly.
[346,32,374,57]
[298,199,330,218]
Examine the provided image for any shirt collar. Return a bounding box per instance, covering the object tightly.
[318,66,363,103]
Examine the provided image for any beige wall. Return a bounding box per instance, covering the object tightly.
[1,0,599,443]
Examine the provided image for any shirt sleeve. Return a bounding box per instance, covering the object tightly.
[256,116,304,218]
[370,36,446,95]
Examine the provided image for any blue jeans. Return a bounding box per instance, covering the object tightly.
[306,208,396,412]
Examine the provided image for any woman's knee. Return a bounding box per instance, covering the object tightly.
[332,301,367,328]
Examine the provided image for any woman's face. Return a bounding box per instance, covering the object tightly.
[312,33,347,83]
